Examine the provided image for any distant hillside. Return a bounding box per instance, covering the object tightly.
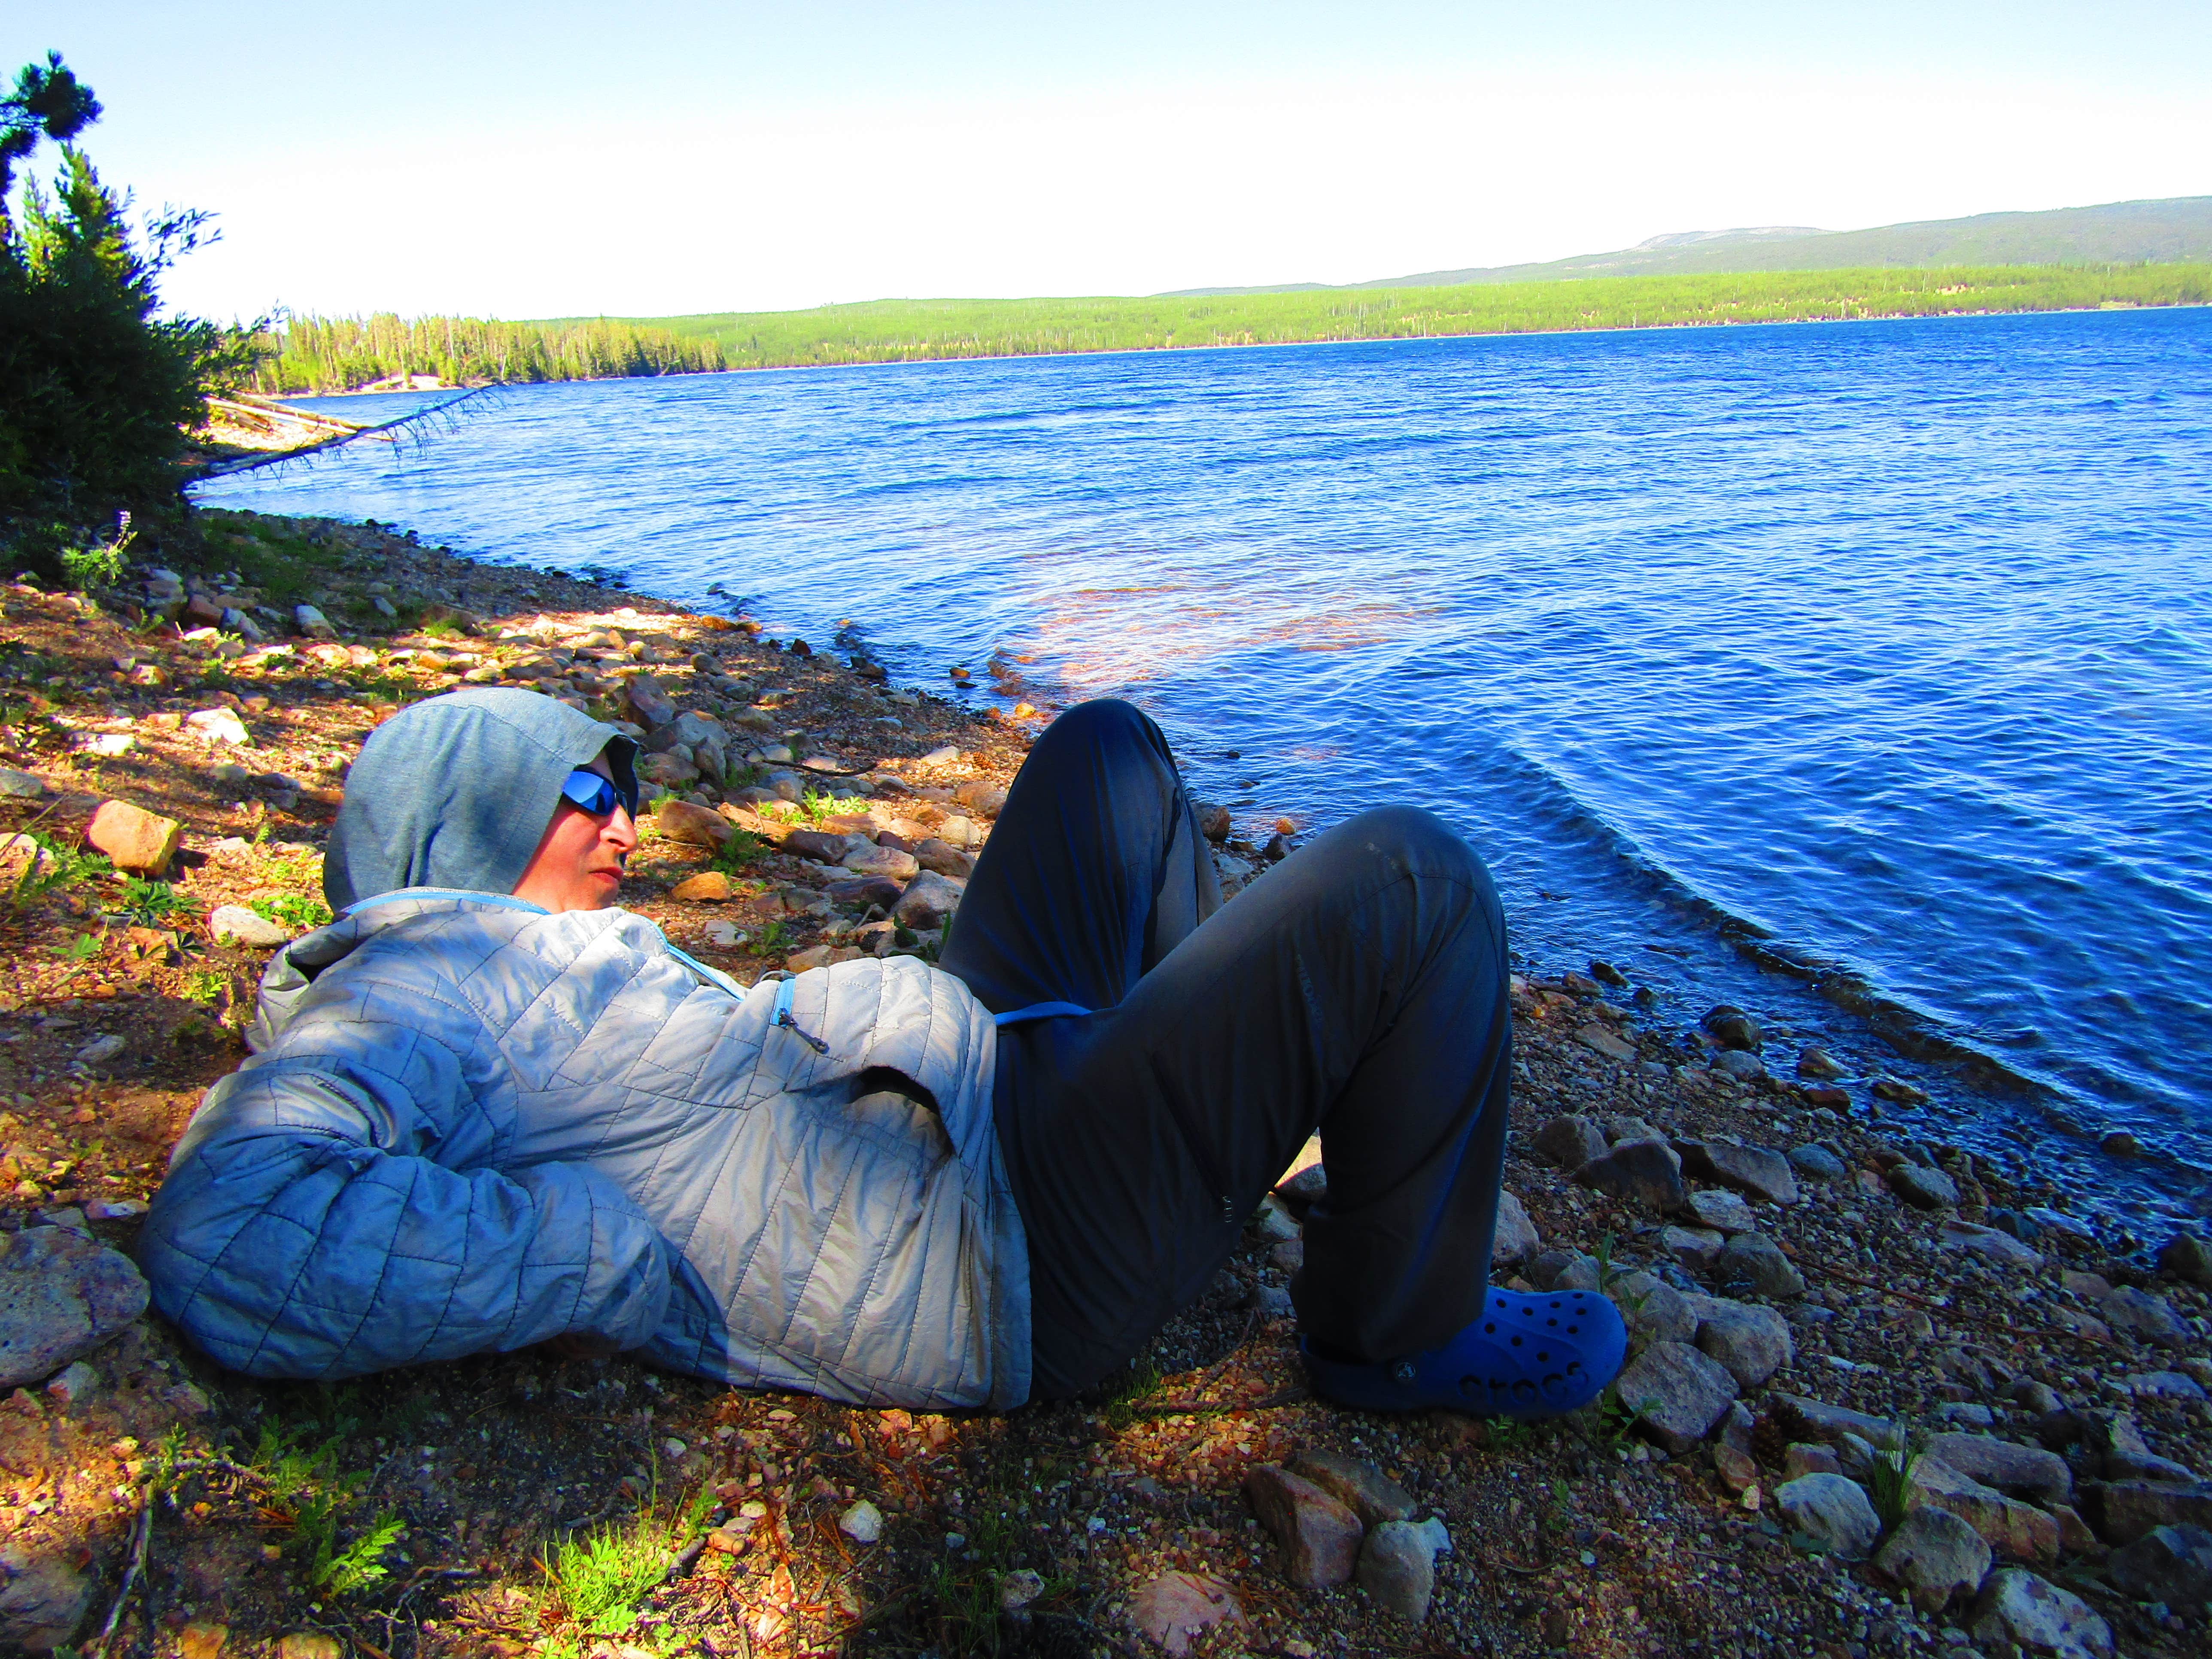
[603,264,2212,375]
[1164,196,2212,296]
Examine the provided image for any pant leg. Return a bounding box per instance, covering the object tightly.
[1001,805,1513,1399]
[940,699,1219,1014]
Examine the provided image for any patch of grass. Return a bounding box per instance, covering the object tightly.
[540,1514,672,1638]
[710,827,768,875]
[1863,1429,1925,1529]
[927,1501,1027,1659]
[182,966,226,1003]
[194,510,352,604]
[249,893,333,931]
[9,833,111,907]
[750,920,790,958]
[1101,1358,1164,1431]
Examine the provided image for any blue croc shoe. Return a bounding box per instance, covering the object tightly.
[1300,1288,1629,1420]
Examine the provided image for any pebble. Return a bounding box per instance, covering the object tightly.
[1713,1049,1767,1082]
[838,1499,883,1544]
[1923,1432,2073,1506]
[1774,1473,1882,1559]
[2096,1284,2192,1349]
[185,706,252,746]
[0,768,47,798]
[73,1033,126,1066]
[0,1225,149,1389]
[1874,1505,1992,1612]
[208,904,293,947]
[1784,1443,1843,1479]
[1937,1219,2043,1271]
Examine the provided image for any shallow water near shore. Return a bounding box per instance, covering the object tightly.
[197,309,2212,1211]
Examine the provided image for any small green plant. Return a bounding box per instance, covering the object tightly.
[1101,1357,1164,1431]
[710,827,767,875]
[751,920,790,957]
[1542,1476,1573,1532]
[541,1514,673,1638]
[183,966,226,1003]
[10,833,111,905]
[418,617,465,640]
[112,876,192,926]
[249,893,333,930]
[58,515,135,592]
[52,930,101,962]
[244,1422,404,1595]
[1862,1428,1924,1528]
[1593,1383,1654,1447]
[1589,1229,1632,1294]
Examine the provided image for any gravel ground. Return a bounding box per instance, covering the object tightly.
[0,508,2204,1659]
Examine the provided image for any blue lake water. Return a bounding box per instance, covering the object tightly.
[195,310,2212,1215]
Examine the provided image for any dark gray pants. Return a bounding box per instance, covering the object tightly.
[942,700,1513,1399]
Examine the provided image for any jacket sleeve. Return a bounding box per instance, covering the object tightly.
[140,1004,672,1379]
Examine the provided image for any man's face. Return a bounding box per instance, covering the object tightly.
[510,751,638,913]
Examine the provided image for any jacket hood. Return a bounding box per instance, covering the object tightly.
[323,687,638,911]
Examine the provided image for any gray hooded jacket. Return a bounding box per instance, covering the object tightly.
[140,691,1030,1408]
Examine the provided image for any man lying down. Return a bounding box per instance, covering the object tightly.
[143,687,1625,1418]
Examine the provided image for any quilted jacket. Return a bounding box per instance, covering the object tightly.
[140,891,1030,1409]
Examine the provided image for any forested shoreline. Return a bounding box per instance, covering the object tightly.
[243,313,726,395]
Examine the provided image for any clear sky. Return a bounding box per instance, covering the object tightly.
[14,3,2210,323]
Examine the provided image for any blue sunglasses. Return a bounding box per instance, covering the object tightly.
[560,768,639,819]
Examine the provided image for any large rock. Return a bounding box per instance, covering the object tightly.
[1969,1569,2112,1659]
[783,827,869,863]
[1534,1114,1607,1170]
[1490,1191,1539,1265]
[2082,1480,2212,1546]
[625,675,678,729]
[1924,1433,2073,1507]
[2097,1285,2192,1349]
[0,1546,91,1653]
[1609,1271,1697,1348]
[1244,1465,1362,1587]
[1686,1189,1759,1234]
[655,798,733,851]
[1356,1520,1437,1621]
[0,1226,150,1389]
[1774,1474,1881,1559]
[913,837,976,878]
[2156,1232,2212,1288]
[1714,1232,1806,1299]
[207,904,292,948]
[85,799,182,875]
[1614,1340,1738,1454]
[845,844,920,881]
[1908,1460,2060,1563]
[1702,1005,1762,1050]
[1286,1449,1414,1525]
[1939,1219,2044,1272]
[1788,1143,1848,1182]
[1775,1395,1904,1450]
[1661,1225,1726,1273]
[893,870,966,930]
[2104,1523,2212,1608]
[1127,1572,1243,1655]
[1889,1162,1960,1210]
[1677,1140,1799,1206]
[0,768,47,798]
[1875,1504,1992,1610]
[1695,1299,1794,1388]
[1574,1139,1686,1210]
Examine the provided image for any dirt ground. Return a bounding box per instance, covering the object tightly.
[0,509,2204,1659]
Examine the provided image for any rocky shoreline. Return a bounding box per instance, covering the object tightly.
[0,508,2205,1659]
